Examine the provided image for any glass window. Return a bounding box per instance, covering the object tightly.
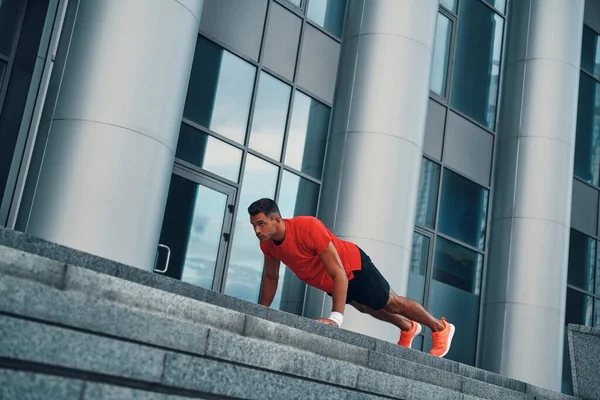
[271,170,320,314]
[582,26,600,79]
[158,175,229,290]
[286,0,302,7]
[427,237,482,365]
[438,169,489,250]
[224,155,279,302]
[485,0,506,14]
[306,0,347,38]
[249,72,291,160]
[430,13,452,97]
[432,236,483,294]
[565,288,594,328]
[284,91,331,179]
[277,170,320,218]
[596,299,600,327]
[450,0,504,130]
[415,158,440,229]
[0,0,22,56]
[0,59,6,89]
[567,229,596,293]
[183,36,256,145]
[574,73,600,186]
[408,232,429,305]
[176,124,242,182]
[440,0,457,13]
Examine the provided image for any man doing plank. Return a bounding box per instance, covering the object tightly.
[249,198,455,357]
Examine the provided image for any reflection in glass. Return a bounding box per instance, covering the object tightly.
[574,73,600,186]
[430,13,452,97]
[438,169,489,249]
[184,35,256,144]
[440,0,457,12]
[0,0,21,56]
[433,236,483,294]
[415,159,440,229]
[450,0,504,129]
[176,124,242,182]
[582,26,600,79]
[284,91,331,179]
[224,155,279,302]
[0,60,6,88]
[567,229,596,293]
[158,175,229,290]
[485,0,506,14]
[271,171,320,314]
[249,72,291,160]
[408,232,429,305]
[286,0,301,7]
[307,0,347,38]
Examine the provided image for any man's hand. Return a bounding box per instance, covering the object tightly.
[316,318,339,327]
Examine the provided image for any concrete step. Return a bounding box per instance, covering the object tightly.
[0,230,576,400]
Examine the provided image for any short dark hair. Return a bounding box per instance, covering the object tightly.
[248,198,281,218]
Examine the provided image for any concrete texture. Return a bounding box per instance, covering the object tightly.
[568,324,600,400]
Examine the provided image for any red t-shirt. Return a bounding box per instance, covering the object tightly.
[259,216,362,293]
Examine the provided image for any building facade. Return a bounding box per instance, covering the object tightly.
[0,0,598,394]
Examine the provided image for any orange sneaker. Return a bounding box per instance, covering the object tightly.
[430,318,455,357]
[397,320,422,348]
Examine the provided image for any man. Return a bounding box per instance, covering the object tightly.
[248,198,455,358]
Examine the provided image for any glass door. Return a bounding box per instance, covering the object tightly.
[154,165,235,291]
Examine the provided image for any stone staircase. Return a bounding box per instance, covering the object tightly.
[0,227,576,399]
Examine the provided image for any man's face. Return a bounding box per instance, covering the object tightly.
[250,212,279,242]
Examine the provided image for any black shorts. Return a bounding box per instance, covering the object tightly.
[328,247,391,310]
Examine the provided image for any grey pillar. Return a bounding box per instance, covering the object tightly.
[311,0,438,342]
[17,0,203,271]
[480,0,584,391]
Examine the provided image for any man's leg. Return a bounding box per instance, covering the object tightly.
[350,301,412,331]
[383,289,445,332]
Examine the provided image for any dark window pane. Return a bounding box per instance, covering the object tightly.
[249,72,291,160]
[567,229,596,293]
[183,36,256,144]
[306,0,347,38]
[176,124,242,182]
[438,169,489,249]
[158,175,229,290]
[574,73,600,186]
[224,155,278,302]
[415,158,440,229]
[427,237,482,365]
[430,13,452,97]
[450,0,504,130]
[581,25,600,79]
[284,91,330,179]
[408,232,429,305]
[440,0,457,13]
[433,236,483,294]
[271,170,320,315]
[565,288,594,327]
[0,59,6,88]
[0,0,22,56]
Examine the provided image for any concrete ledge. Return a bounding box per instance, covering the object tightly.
[568,324,600,400]
[0,370,84,399]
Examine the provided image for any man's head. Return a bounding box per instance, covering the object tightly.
[248,198,283,242]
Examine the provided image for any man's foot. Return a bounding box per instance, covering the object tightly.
[430,317,455,357]
[397,320,422,348]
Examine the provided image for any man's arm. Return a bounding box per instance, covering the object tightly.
[258,256,281,307]
[317,241,348,326]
